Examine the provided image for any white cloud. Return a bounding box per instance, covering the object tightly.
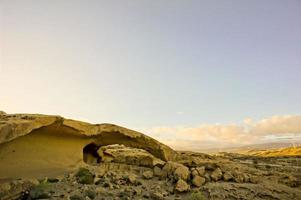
[139,115,301,151]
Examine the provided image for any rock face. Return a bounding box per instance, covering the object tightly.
[99,144,165,167]
[0,112,175,160]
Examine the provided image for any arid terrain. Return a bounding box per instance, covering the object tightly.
[0,111,300,200]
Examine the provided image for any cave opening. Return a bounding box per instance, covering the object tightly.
[83,142,102,164]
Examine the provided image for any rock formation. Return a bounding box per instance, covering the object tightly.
[0,111,301,200]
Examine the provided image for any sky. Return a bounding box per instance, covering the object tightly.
[1,0,301,150]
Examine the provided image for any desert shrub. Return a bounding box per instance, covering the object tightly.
[29,183,51,199]
[188,191,206,200]
[85,189,96,199]
[70,194,84,200]
[75,167,94,184]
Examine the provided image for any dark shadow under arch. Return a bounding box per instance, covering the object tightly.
[83,142,102,164]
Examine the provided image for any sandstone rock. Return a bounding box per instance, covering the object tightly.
[196,166,206,176]
[175,179,190,192]
[127,174,137,184]
[249,175,259,184]
[204,173,211,182]
[174,165,190,181]
[0,113,176,162]
[223,171,233,181]
[211,168,223,181]
[150,191,165,200]
[142,170,154,179]
[162,161,189,180]
[98,144,165,167]
[192,176,206,187]
[154,166,162,177]
[191,169,199,178]
[233,172,244,183]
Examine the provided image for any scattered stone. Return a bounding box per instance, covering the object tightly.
[204,173,211,182]
[250,175,259,184]
[233,172,244,183]
[196,166,205,176]
[150,191,165,200]
[143,170,154,179]
[210,168,223,181]
[223,171,233,181]
[154,166,162,177]
[191,169,199,178]
[175,179,190,192]
[127,174,137,184]
[192,176,206,187]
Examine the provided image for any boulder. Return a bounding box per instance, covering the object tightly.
[174,165,190,181]
[162,161,189,180]
[223,171,233,181]
[211,168,223,181]
[150,191,165,200]
[98,144,165,167]
[154,166,162,177]
[143,170,154,179]
[175,179,190,192]
[196,166,205,176]
[191,169,199,178]
[192,176,206,187]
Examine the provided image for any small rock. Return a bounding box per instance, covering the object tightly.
[175,179,190,193]
[192,176,206,187]
[249,175,259,184]
[210,168,222,181]
[233,172,244,183]
[94,177,102,185]
[150,191,165,200]
[133,188,142,195]
[223,171,233,181]
[127,174,137,184]
[143,170,154,179]
[191,169,199,178]
[196,166,205,176]
[204,173,211,182]
[154,166,162,177]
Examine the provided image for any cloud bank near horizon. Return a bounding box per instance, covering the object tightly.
[139,115,301,151]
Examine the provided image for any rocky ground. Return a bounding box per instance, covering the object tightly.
[0,144,300,200]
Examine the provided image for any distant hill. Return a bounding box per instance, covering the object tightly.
[201,141,301,153]
[243,146,301,157]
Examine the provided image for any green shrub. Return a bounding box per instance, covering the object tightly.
[188,191,206,200]
[75,168,94,184]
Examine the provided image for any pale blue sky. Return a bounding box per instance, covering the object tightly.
[1,0,301,134]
